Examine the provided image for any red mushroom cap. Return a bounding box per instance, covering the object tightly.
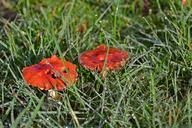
[22,55,78,91]
[78,44,128,76]
[182,0,187,6]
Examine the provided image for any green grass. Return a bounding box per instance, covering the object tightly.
[1,0,192,127]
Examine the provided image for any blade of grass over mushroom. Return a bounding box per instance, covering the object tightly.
[100,44,110,78]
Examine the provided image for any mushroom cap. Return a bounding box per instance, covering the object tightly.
[78,44,128,73]
[22,55,78,91]
[182,0,187,6]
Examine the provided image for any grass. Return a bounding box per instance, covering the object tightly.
[1,0,192,127]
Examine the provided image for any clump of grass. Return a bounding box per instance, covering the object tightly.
[1,0,192,127]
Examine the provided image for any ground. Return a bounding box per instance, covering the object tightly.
[0,0,192,127]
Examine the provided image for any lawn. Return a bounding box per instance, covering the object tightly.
[1,0,192,127]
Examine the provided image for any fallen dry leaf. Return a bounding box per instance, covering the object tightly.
[76,20,89,33]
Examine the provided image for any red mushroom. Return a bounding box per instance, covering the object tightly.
[78,44,128,77]
[182,0,187,6]
[22,55,78,91]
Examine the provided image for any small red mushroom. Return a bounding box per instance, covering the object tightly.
[78,44,128,77]
[22,55,78,91]
[182,0,187,6]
